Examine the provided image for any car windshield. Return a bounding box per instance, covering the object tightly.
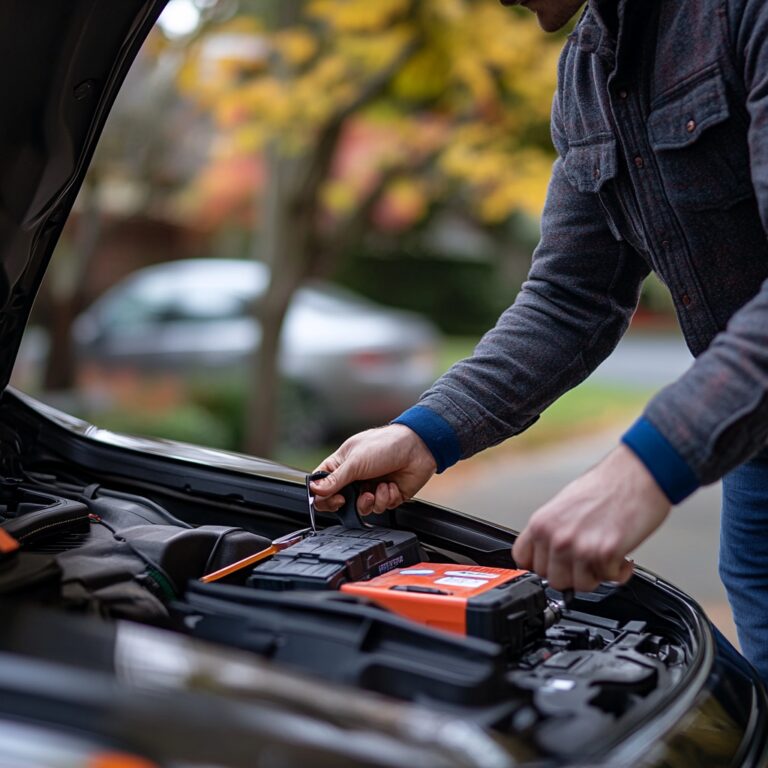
[99,264,263,328]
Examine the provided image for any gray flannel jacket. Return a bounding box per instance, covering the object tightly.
[395,0,768,501]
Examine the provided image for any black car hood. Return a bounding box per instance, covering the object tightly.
[0,0,167,390]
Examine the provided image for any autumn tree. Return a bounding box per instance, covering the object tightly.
[179,0,561,457]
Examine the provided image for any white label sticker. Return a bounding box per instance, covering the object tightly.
[445,570,499,579]
[435,576,490,588]
[398,569,435,576]
[546,679,575,691]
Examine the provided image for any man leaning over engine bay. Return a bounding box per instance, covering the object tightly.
[311,0,768,681]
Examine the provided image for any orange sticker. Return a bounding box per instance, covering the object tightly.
[0,528,19,555]
[88,752,159,768]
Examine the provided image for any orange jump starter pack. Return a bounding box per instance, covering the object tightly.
[342,562,553,653]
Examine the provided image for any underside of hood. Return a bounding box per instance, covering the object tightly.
[0,0,168,391]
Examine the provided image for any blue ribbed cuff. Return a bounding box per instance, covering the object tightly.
[621,416,700,504]
[392,405,462,473]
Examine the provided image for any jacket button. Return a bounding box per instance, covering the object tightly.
[681,293,692,307]
[661,240,671,249]
[618,89,628,100]
[593,167,601,179]
[686,119,696,133]
[633,155,645,169]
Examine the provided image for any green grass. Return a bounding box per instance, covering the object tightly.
[520,383,652,449]
[438,335,480,373]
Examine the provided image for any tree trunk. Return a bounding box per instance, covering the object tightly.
[43,298,79,391]
[244,149,311,457]
[242,0,417,457]
[42,179,103,391]
[246,283,294,456]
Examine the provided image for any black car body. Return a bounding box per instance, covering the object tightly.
[0,2,766,766]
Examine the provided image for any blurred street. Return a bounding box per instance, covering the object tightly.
[590,329,692,387]
[421,330,739,646]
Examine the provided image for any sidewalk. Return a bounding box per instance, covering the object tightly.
[419,425,737,646]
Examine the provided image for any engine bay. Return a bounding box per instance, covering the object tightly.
[0,470,689,759]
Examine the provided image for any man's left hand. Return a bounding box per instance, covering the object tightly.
[512,444,672,592]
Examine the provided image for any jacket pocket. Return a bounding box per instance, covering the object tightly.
[562,135,617,194]
[563,136,630,243]
[648,67,753,211]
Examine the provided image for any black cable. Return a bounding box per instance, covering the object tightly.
[21,471,191,528]
[24,463,290,533]
[202,526,245,574]
[98,488,191,528]
[93,472,296,526]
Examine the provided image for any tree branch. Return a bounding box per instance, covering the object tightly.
[295,32,423,204]
[312,145,441,277]
[338,36,421,125]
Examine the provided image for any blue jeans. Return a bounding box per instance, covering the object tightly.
[720,449,768,683]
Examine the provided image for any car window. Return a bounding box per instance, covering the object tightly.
[296,284,375,315]
[99,280,253,331]
[97,291,161,330]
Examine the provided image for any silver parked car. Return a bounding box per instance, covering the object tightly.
[72,258,440,439]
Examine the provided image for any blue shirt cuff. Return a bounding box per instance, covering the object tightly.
[392,405,462,473]
[621,416,700,504]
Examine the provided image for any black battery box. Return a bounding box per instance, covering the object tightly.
[247,525,422,591]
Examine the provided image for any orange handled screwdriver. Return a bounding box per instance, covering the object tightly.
[200,527,311,584]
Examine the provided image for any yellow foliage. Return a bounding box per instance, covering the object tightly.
[384,176,428,221]
[439,122,553,221]
[422,0,464,24]
[335,25,414,72]
[181,0,562,225]
[321,178,359,215]
[392,48,449,102]
[452,55,496,105]
[477,150,553,221]
[307,0,411,33]
[274,28,318,67]
[233,123,267,154]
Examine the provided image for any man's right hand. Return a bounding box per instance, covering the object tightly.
[310,424,437,515]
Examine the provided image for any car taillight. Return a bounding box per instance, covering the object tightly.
[348,350,398,369]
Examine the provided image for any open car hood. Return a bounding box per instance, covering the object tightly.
[0,0,167,390]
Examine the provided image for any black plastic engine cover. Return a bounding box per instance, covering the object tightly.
[183,581,509,708]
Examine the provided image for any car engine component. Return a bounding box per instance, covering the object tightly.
[248,525,422,591]
[0,470,689,761]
